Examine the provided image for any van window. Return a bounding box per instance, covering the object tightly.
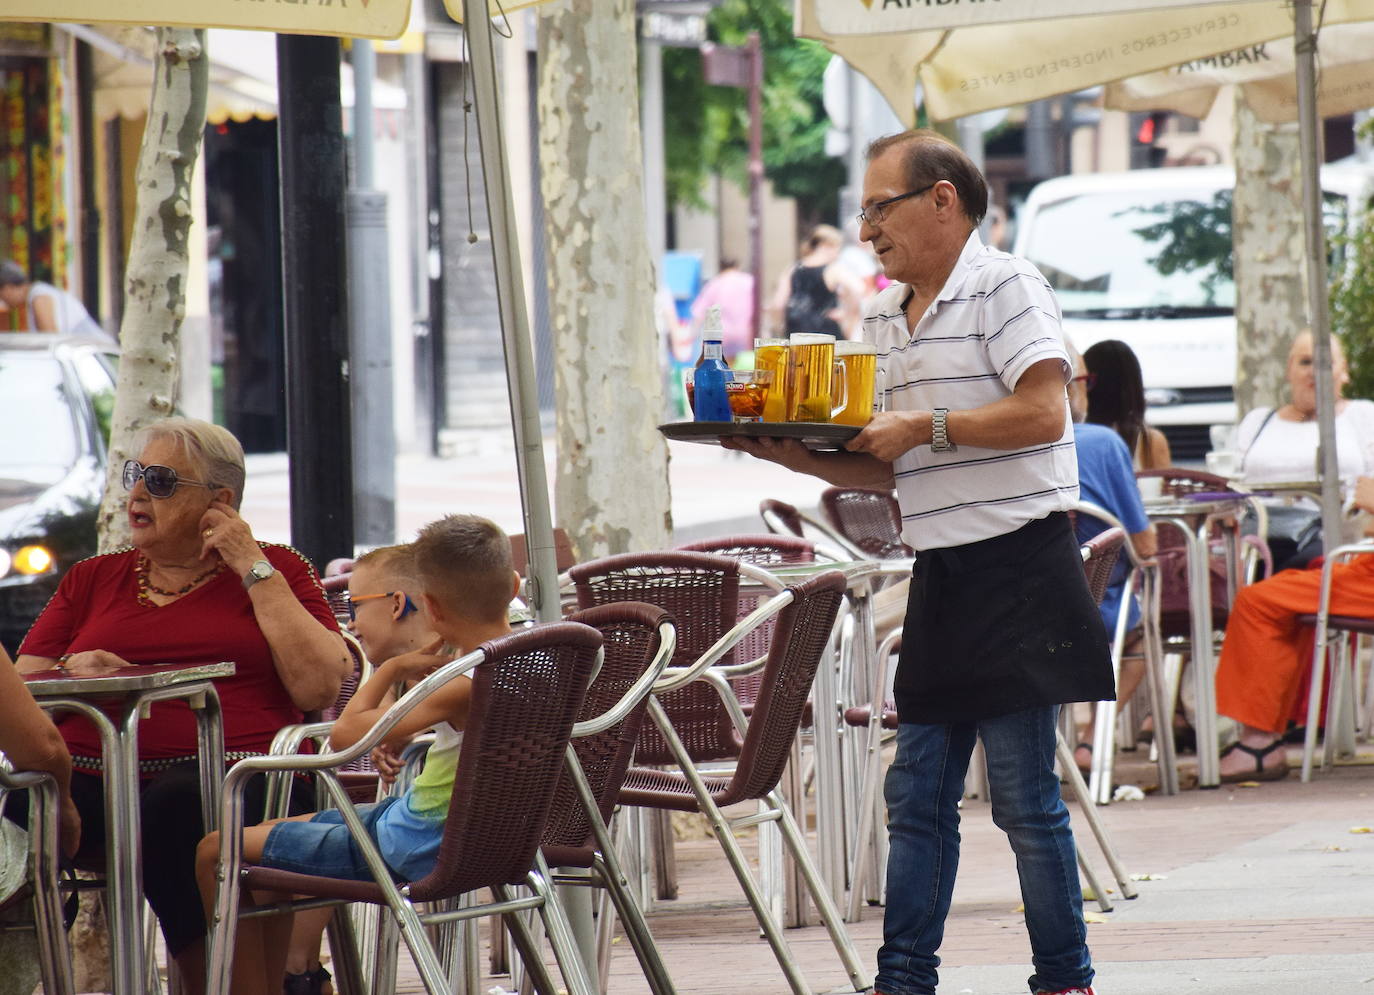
[1023,188,1349,319]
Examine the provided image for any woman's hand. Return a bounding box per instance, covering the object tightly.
[197,500,265,577]
[380,637,450,686]
[1354,476,1374,516]
[58,794,81,858]
[60,649,133,677]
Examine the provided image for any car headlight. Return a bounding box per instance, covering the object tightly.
[12,545,55,576]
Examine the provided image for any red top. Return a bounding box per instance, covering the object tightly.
[20,544,340,764]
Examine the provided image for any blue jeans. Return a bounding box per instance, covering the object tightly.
[874,706,1093,995]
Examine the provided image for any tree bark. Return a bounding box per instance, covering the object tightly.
[95,28,209,552]
[537,0,672,560]
[1232,94,1305,418]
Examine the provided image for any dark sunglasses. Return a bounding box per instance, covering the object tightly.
[1071,373,1097,390]
[122,459,210,499]
[345,591,417,621]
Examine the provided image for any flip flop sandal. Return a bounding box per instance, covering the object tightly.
[1219,740,1290,783]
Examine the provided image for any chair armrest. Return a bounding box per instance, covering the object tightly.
[268,721,336,757]
[652,588,797,693]
[572,621,677,738]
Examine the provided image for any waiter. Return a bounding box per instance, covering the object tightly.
[726,129,1110,995]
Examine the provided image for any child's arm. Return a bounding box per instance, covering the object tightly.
[330,638,473,752]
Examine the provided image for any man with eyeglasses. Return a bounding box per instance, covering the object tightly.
[726,130,1109,995]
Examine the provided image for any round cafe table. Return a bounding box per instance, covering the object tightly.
[24,661,233,995]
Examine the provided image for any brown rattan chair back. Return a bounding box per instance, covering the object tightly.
[1137,467,1239,636]
[539,601,670,868]
[675,535,817,713]
[1080,527,1126,607]
[321,570,352,627]
[759,498,806,538]
[568,551,741,765]
[407,622,601,901]
[819,487,913,559]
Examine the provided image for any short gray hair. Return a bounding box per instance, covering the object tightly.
[0,261,27,287]
[132,417,246,508]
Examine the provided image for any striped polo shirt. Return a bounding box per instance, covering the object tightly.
[864,231,1077,551]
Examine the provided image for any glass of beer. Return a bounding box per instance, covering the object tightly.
[754,339,789,422]
[833,341,880,427]
[785,333,846,423]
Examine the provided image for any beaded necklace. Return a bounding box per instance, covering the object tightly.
[136,555,222,605]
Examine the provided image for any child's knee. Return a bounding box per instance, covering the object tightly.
[195,830,221,880]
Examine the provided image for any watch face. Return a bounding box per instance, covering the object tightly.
[252,561,273,579]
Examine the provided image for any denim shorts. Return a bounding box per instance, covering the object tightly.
[261,796,407,882]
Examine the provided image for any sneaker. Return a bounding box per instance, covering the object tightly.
[1035,988,1096,995]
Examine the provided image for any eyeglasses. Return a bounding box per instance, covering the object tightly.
[345,591,415,621]
[856,182,938,227]
[122,459,210,499]
[1071,373,1098,390]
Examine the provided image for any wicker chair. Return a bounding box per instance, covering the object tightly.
[619,571,869,995]
[205,623,603,995]
[819,487,913,560]
[539,602,677,995]
[759,497,866,560]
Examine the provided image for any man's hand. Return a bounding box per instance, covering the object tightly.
[845,410,929,463]
[60,649,133,676]
[720,436,812,471]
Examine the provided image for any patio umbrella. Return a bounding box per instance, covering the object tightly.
[9,0,409,38]
[799,0,1374,786]
[1104,20,1374,122]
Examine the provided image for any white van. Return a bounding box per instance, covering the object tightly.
[1012,163,1374,458]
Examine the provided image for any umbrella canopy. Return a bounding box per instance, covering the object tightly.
[799,0,1374,125]
[1104,21,1374,122]
[0,0,409,39]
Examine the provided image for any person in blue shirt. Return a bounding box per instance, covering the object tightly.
[1067,342,1157,771]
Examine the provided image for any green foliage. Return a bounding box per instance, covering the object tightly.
[1331,201,1374,401]
[662,0,844,222]
[1132,191,1234,304]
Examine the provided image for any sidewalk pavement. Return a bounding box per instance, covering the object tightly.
[240,434,832,552]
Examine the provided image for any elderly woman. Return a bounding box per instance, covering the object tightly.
[11,417,349,994]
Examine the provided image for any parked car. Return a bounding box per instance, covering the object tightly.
[0,334,118,651]
[1013,162,1374,458]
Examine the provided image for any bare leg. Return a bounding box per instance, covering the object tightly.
[196,815,315,995]
[285,907,337,989]
[1218,724,1288,778]
[1076,634,1146,769]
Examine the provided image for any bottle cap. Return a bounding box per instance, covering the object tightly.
[703,305,723,341]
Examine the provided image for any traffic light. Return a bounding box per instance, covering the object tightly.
[1130,111,1170,169]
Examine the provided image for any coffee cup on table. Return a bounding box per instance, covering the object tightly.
[1137,476,1164,502]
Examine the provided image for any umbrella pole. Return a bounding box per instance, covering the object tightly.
[464,0,561,625]
[1293,0,1345,555]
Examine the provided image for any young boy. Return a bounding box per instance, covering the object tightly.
[196,515,519,995]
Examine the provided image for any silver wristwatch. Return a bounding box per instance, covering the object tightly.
[242,559,275,591]
[930,407,956,453]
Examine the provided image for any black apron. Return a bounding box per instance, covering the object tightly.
[895,511,1114,724]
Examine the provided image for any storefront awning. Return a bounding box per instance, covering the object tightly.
[58,24,407,125]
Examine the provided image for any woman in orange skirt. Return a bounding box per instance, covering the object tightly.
[1215,480,1374,781]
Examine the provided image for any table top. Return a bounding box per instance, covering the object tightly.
[24,661,236,697]
[1238,480,1322,495]
[1142,494,1248,517]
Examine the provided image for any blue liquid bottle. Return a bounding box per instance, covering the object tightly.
[693,306,733,422]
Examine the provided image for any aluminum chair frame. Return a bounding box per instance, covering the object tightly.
[1075,502,1178,800]
[206,627,602,995]
[619,572,869,995]
[1301,540,1374,781]
[0,766,74,995]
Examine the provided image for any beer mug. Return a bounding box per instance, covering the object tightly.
[753,338,790,422]
[833,341,886,427]
[785,333,846,423]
